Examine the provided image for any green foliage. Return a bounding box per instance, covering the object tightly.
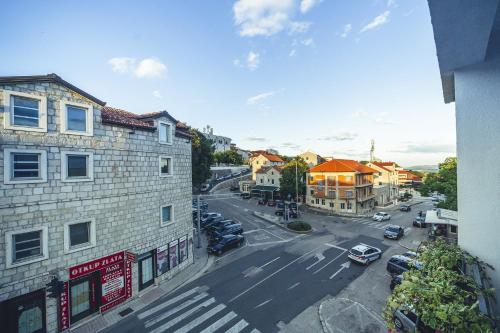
[213,148,244,165]
[287,221,311,231]
[279,157,309,199]
[419,157,457,210]
[190,128,213,188]
[384,240,493,332]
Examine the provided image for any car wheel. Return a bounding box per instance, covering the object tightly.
[217,250,222,256]
[393,317,404,330]
[236,241,241,248]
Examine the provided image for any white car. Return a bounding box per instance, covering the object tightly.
[348,244,383,265]
[372,212,391,221]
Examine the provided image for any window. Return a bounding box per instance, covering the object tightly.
[311,200,314,204]
[160,205,174,226]
[328,190,336,199]
[321,199,325,205]
[260,178,263,183]
[158,121,173,144]
[61,152,94,182]
[310,189,314,195]
[3,90,47,132]
[64,220,96,253]
[347,201,352,209]
[4,149,48,184]
[341,203,346,209]
[271,179,275,184]
[159,156,173,177]
[60,101,93,136]
[450,225,457,234]
[329,202,334,208]
[345,190,353,198]
[315,198,319,204]
[6,227,49,268]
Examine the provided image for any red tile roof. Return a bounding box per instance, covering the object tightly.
[371,162,392,172]
[256,165,283,174]
[398,170,422,181]
[309,159,377,174]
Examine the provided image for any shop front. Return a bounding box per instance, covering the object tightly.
[59,251,133,331]
[0,289,46,333]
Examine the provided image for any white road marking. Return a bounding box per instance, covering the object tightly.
[306,253,325,270]
[138,287,200,319]
[231,204,240,208]
[148,297,216,333]
[329,261,351,279]
[229,245,325,303]
[313,250,347,274]
[199,311,237,333]
[174,304,226,333]
[287,282,301,290]
[261,229,285,241]
[254,298,272,309]
[324,243,348,251]
[244,208,249,212]
[250,329,262,333]
[225,319,249,333]
[259,257,281,269]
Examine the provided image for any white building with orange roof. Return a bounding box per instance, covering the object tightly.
[367,161,399,206]
[306,159,376,215]
[249,150,285,181]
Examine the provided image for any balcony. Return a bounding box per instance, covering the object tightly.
[357,194,375,202]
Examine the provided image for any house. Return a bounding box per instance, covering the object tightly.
[0,74,193,332]
[251,166,283,199]
[427,0,500,317]
[396,169,422,187]
[201,125,231,152]
[249,150,285,181]
[306,159,376,215]
[425,209,458,244]
[298,151,325,167]
[367,161,399,206]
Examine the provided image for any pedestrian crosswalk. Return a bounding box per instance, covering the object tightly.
[349,218,411,234]
[137,286,260,333]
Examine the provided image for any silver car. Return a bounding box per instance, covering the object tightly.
[348,244,383,265]
[372,212,391,221]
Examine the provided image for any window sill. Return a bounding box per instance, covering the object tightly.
[4,178,47,185]
[160,221,175,228]
[61,129,93,137]
[6,255,48,269]
[159,141,173,146]
[159,174,173,178]
[61,177,94,183]
[4,124,47,133]
[65,243,95,254]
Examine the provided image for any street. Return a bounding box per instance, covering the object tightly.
[104,193,433,333]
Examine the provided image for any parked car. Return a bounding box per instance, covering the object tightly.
[229,185,239,192]
[200,212,221,223]
[276,201,285,209]
[392,308,435,333]
[372,212,391,221]
[401,251,418,259]
[348,244,383,265]
[413,216,427,228]
[267,200,276,207]
[207,234,245,255]
[241,193,251,199]
[206,219,235,234]
[384,225,405,240]
[211,224,244,240]
[386,255,423,275]
[258,199,267,205]
[275,209,284,216]
[400,204,411,212]
[390,274,403,291]
[202,215,226,229]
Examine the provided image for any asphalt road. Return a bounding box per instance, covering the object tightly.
[104,194,433,333]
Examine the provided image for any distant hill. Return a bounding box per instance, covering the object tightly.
[405,165,439,172]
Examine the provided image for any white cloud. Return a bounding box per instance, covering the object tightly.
[387,0,397,7]
[233,59,241,67]
[374,111,397,125]
[360,11,390,33]
[301,38,314,46]
[233,0,294,37]
[352,110,368,118]
[108,57,136,73]
[108,57,167,78]
[300,0,322,13]
[341,24,352,38]
[247,51,260,70]
[247,91,276,105]
[246,137,268,142]
[392,143,456,154]
[134,58,167,78]
[281,142,301,150]
[152,90,162,98]
[318,132,358,141]
[289,21,312,34]
[289,49,297,57]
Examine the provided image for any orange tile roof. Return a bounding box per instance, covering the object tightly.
[256,165,283,174]
[372,162,392,172]
[398,170,422,181]
[253,152,284,163]
[309,159,377,174]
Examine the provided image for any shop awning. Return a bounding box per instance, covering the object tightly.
[251,185,279,192]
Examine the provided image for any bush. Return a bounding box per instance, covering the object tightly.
[287,221,311,232]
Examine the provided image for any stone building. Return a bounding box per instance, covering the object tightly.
[366,161,399,206]
[0,74,193,333]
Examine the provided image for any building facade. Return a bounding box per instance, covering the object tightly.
[0,74,193,333]
[306,159,376,215]
[201,125,231,152]
[367,161,399,206]
[298,151,324,168]
[249,151,284,181]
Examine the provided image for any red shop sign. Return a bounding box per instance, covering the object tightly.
[100,262,125,304]
[69,251,125,279]
[58,281,70,332]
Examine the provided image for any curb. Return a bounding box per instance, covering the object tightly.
[318,301,332,333]
[252,211,313,234]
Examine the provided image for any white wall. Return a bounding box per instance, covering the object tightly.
[455,57,500,308]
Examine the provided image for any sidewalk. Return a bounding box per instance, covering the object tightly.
[71,235,214,333]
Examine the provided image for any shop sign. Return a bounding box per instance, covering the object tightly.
[156,244,169,276]
[179,236,187,263]
[58,282,69,332]
[169,240,179,269]
[69,252,124,279]
[101,262,125,304]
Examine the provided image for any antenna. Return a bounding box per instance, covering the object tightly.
[370,139,375,162]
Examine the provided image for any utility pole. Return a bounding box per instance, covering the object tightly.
[295,159,299,203]
[196,194,201,248]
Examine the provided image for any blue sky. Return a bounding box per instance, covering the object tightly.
[0,0,456,166]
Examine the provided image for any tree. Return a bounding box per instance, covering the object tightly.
[419,157,457,210]
[190,128,213,188]
[213,148,244,165]
[279,157,309,200]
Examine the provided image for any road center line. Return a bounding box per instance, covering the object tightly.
[259,256,281,269]
[229,244,324,303]
[313,250,347,275]
[254,298,273,309]
[287,282,300,290]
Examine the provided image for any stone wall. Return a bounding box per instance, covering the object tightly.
[0,82,193,332]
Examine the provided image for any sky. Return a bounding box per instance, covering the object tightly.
[0,0,456,167]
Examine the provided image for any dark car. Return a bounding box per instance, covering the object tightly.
[276,201,285,209]
[386,255,423,275]
[400,204,411,212]
[267,200,276,207]
[258,199,267,205]
[413,216,427,228]
[275,209,284,216]
[206,220,235,235]
[207,234,245,255]
[384,225,405,240]
[202,215,226,229]
[229,185,239,192]
[211,224,244,241]
[390,274,403,291]
[241,193,251,199]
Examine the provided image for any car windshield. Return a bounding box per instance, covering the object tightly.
[387,227,399,232]
[351,249,363,256]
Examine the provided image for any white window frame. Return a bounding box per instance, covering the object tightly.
[3,90,47,132]
[60,151,94,182]
[5,226,49,269]
[4,148,48,184]
[158,121,173,145]
[160,204,175,227]
[59,100,94,136]
[64,219,96,254]
[159,156,173,177]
